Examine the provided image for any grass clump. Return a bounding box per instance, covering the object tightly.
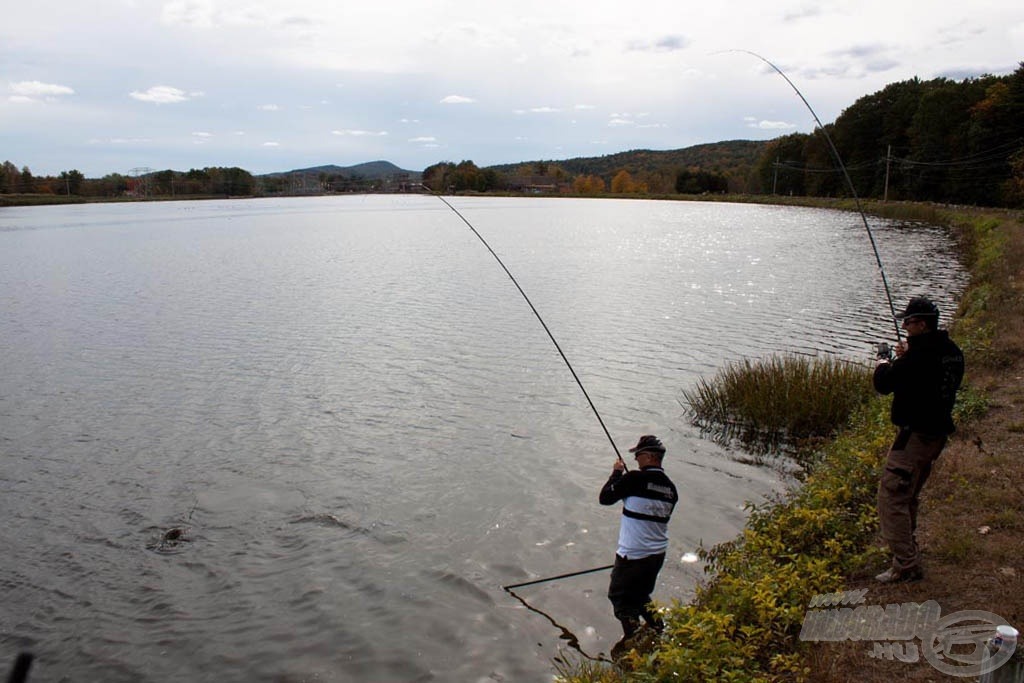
[682,354,875,461]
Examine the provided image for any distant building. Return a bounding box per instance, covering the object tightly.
[505,175,566,193]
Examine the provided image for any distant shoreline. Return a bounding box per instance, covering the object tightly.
[5,190,1020,225]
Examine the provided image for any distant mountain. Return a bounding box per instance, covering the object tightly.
[263,160,421,180]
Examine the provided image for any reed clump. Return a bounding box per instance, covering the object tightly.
[682,354,875,460]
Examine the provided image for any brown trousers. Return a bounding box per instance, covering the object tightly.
[877,428,947,571]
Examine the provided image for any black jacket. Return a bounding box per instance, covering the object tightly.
[873,329,964,435]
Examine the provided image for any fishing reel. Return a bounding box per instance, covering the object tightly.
[874,342,893,361]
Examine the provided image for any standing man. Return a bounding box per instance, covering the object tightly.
[599,434,678,644]
[873,296,964,583]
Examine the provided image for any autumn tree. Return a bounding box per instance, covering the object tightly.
[573,174,605,194]
[611,169,638,193]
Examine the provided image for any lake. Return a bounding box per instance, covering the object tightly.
[0,195,967,681]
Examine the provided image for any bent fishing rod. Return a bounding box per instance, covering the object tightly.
[423,184,628,471]
[728,50,903,343]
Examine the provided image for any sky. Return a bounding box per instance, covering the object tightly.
[2,1,1022,178]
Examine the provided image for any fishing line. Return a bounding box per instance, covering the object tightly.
[504,587,610,663]
[726,50,904,342]
[424,186,627,469]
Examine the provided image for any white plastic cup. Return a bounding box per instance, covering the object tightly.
[993,624,1019,647]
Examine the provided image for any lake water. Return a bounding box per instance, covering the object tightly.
[0,195,967,681]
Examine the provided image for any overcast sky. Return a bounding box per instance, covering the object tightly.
[3,0,1021,178]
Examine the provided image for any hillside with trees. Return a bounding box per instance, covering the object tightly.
[757,62,1024,206]
[429,63,1024,207]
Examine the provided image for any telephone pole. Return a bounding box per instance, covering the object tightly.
[883,145,892,202]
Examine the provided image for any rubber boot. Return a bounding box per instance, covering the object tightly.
[619,616,641,638]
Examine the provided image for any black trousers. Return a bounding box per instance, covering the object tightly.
[607,552,665,626]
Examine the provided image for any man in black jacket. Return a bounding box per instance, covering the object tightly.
[873,296,964,583]
[599,434,678,644]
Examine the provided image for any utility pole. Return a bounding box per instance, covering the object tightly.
[772,157,779,195]
[883,145,892,202]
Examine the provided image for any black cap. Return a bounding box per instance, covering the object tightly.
[628,435,665,454]
[898,296,939,321]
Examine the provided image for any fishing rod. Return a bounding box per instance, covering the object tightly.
[423,184,628,470]
[729,50,904,343]
[502,563,615,591]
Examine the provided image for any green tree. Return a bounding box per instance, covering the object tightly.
[58,169,85,194]
[675,168,728,194]
[423,161,455,191]
[423,160,499,193]
[152,169,175,195]
[756,134,809,196]
[1,161,19,193]
[19,166,35,193]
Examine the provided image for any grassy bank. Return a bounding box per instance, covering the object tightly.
[558,203,1023,682]
[0,193,259,207]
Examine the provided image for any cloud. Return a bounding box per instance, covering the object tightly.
[258,104,281,111]
[747,119,797,130]
[8,80,75,104]
[408,136,437,143]
[440,95,475,104]
[87,137,153,145]
[864,59,900,74]
[10,80,75,98]
[161,0,216,29]
[514,106,561,114]
[574,104,596,110]
[627,35,689,52]
[262,141,280,147]
[192,131,213,137]
[607,112,654,127]
[279,15,314,28]
[829,43,890,60]
[130,86,199,104]
[783,5,821,21]
[331,129,389,137]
